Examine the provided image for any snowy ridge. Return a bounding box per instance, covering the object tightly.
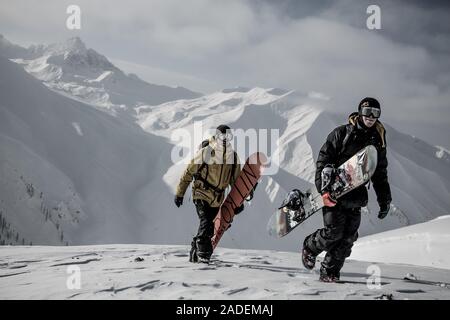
[352,216,450,270]
[137,87,290,141]
[0,56,189,246]
[8,36,200,117]
[0,135,84,246]
[0,34,31,59]
[436,145,450,161]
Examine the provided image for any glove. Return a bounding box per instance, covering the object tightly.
[234,203,244,215]
[378,202,390,219]
[174,196,184,208]
[322,192,337,207]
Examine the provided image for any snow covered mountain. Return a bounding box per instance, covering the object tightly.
[1,35,449,257]
[3,36,199,116]
[0,34,32,59]
[0,55,193,246]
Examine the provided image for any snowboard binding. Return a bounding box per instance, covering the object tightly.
[329,168,350,199]
[321,165,349,202]
[279,189,306,222]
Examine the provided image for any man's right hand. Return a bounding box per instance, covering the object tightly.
[174,196,184,208]
[378,202,390,219]
[322,192,337,207]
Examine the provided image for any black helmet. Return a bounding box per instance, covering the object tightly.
[215,124,233,142]
[216,124,231,134]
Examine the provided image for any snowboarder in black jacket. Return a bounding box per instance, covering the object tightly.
[302,97,392,282]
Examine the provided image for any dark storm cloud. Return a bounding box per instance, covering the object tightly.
[272,0,450,53]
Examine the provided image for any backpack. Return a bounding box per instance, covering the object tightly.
[193,139,238,194]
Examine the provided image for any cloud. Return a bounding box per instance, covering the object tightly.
[0,0,449,128]
[231,15,449,122]
[110,58,214,93]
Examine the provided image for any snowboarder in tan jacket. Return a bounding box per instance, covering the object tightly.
[175,125,242,263]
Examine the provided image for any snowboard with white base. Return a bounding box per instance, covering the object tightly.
[267,145,378,238]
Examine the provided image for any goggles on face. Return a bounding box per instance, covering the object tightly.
[216,131,233,142]
[360,106,381,118]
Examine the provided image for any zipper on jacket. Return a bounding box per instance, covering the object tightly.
[216,146,226,189]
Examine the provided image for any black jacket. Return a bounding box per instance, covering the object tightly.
[315,112,392,208]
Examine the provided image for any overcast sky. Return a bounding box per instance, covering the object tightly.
[1,0,449,146]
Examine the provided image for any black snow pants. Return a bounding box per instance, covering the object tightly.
[191,200,220,259]
[304,205,361,276]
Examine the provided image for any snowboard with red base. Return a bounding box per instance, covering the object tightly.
[211,152,267,249]
[267,145,378,238]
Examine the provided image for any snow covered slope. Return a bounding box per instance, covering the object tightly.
[352,216,450,270]
[0,34,32,59]
[0,56,198,246]
[0,245,449,299]
[7,36,199,116]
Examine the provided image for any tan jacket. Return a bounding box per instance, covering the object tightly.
[175,137,241,207]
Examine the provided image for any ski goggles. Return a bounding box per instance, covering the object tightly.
[360,106,381,118]
[216,131,233,142]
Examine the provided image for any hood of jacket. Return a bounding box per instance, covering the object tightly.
[205,136,236,165]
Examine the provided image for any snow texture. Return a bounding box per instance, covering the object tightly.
[352,216,450,270]
[0,245,449,300]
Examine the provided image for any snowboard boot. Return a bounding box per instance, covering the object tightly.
[301,243,317,270]
[319,273,340,283]
[196,251,211,264]
[302,248,317,270]
[189,239,198,263]
[195,237,212,264]
[319,266,340,283]
[197,256,211,264]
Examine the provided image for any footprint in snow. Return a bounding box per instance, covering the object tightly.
[0,271,30,278]
[8,264,28,269]
[287,273,310,279]
[14,260,43,264]
[224,287,249,295]
[96,280,162,294]
[294,289,322,296]
[197,266,216,271]
[71,253,99,259]
[396,289,425,294]
[51,258,101,267]
[182,282,221,289]
[136,280,160,291]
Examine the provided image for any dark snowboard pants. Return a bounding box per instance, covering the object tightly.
[191,200,220,259]
[304,205,361,275]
